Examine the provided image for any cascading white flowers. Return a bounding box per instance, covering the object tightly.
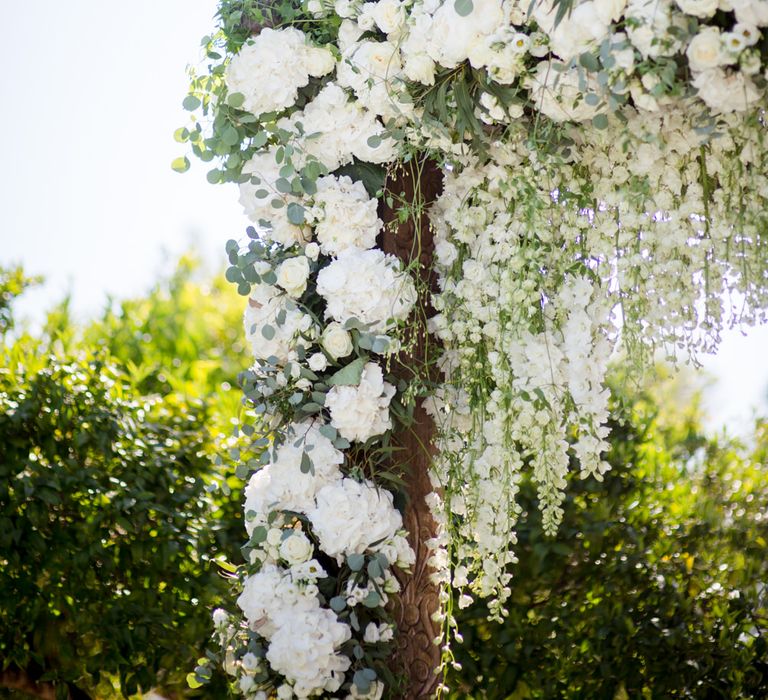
[181,0,768,695]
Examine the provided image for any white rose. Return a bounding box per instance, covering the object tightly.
[322,322,354,359]
[403,52,437,85]
[277,685,293,700]
[276,256,310,297]
[692,67,761,112]
[338,19,364,51]
[280,531,315,565]
[435,240,458,267]
[686,27,725,72]
[305,241,320,260]
[593,0,627,22]
[346,680,385,699]
[729,0,768,26]
[371,0,406,35]
[675,0,719,16]
[308,352,329,372]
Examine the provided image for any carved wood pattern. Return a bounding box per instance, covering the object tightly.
[379,159,444,699]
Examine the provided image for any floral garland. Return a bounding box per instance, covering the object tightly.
[178,0,768,695]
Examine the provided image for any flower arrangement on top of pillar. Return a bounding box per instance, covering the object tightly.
[177,0,768,696]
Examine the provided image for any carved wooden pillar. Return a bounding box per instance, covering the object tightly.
[378,158,444,699]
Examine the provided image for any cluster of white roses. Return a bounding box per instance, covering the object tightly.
[212,22,421,699]
[302,0,766,128]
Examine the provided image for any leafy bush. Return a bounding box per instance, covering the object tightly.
[450,373,768,699]
[0,257,248,698]
[0,352,235,698]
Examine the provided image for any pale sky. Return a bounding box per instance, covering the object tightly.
[0,1,766,436]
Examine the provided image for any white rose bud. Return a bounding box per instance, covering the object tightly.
[308,352,328,372]
[364,622,381,643]
[322,322,354,359]
[239,676,256,694]
[277,684,294,699]
[276,256,310,297]
[212,608,229,628]
[305,241,320,260]
[307,0,322,13]
[279,531,314,565]
[266,527,283,546]
[242,652,260,671]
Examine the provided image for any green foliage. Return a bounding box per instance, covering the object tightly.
[0,266,41,335]
[0,257,248,697]
[0,353,231,697]
[80,254,246,426]
[449,372,768,699]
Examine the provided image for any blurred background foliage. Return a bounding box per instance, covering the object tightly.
[0,258,766,698]
[0,257,248,699]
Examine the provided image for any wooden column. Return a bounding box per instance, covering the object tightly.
[378,157,444,699]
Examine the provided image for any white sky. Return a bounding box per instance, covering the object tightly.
[0,1,766,436]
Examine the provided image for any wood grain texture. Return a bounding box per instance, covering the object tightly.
[378,158,444,699]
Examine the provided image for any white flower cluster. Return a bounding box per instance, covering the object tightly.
[235,421,414,697]
[197,0,768,692]
[317,248,417,331]
[211,20,421,698]
[225,28,335,117]
[425,103,768,623]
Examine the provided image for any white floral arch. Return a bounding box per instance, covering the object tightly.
[178,0,768,696]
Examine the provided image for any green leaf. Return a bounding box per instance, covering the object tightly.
[366,134,382,148]
[454,0,474,16]
[206,169,221,184]
[592,113,609,130]
[330,596,347,612]
[182,95,201,111]
[347,553,365,571]
[235,464,249,480]
[261,324,275,340]
[353,670,371,694]
[186,673,203,689]
[221,126,240,146]
[579,52,600,72]
[319,424,337,440]
[227,92,246,108]
[367,559,383,579]
[300,452,313,474]
[286,202,305,225]
[327,357,367,386]
[171,156,190,173]
[362,591,382,608]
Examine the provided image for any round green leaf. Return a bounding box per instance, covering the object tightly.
[454,0,474,15]
[182,95,201,111]
[171,156,190,174]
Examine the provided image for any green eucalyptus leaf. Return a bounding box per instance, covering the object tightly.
[454,0,474,16]
[327,357,367,386]
[286,202,305,225]
[347,553,365,571]
[171,156,190,173]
